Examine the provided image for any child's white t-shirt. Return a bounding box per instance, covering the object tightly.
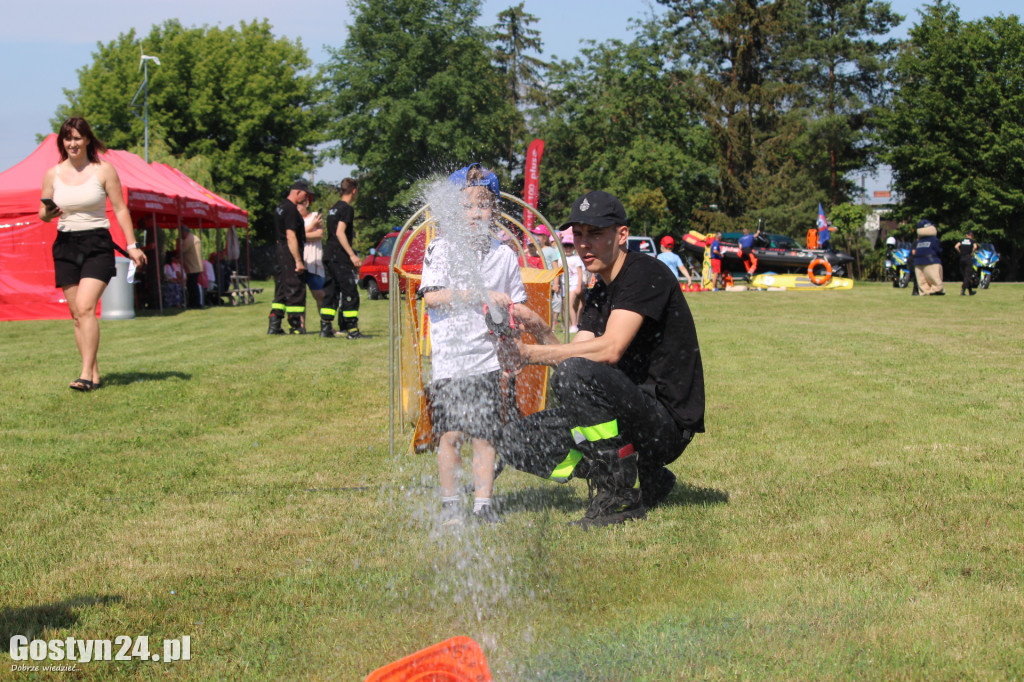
[420,238,527,382]
[566,253,585,289]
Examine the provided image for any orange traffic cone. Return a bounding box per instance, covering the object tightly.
[365,636,492,682]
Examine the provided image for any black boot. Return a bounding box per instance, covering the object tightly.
[345,319,365,339]
[571,446,646,529]
[267,313,285,335]
[287,314,306,334]
[639,465,676,510]
[320,318,337,338]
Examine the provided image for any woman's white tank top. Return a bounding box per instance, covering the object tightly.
[53,165,109,232]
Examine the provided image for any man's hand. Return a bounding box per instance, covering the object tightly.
[511,304,556,343]
[296,262,307,274]
[350,253,362,268]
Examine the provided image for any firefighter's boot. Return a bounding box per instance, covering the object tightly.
[570,444,646,529]
[287,313,306,334]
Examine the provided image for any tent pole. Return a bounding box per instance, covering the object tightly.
[176,219,183,309]
[154,212,163,314]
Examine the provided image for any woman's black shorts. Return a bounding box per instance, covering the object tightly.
[52,229,116,288]
[429,370,504,442]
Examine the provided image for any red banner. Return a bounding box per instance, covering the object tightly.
[522,139,545,231]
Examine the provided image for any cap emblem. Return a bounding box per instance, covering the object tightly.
[580,198,591,212]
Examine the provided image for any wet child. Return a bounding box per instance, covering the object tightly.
[419,164,528,526]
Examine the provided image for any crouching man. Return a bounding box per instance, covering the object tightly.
[503,191,705,529]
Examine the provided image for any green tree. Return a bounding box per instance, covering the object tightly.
[656,0,798,226]
[322,0,520,239]
[493,2,548,107]
[492,2,549,177]
[877,3,1024,278]
[828,201,870,276]
[54,20,322,241]
[533,25,715,238]
[787,0,902,206]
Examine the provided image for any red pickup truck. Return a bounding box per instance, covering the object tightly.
[358,230,426,299]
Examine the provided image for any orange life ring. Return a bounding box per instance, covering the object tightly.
[808,258,832,285]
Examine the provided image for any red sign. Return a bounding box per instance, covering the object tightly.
[522,139,544,231]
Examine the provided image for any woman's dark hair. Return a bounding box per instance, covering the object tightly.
[57,117,107,163]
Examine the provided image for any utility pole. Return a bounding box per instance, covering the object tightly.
[130,52,161,162]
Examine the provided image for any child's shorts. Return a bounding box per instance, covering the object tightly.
[710,258,722,274]
[429,370,504,442]
[53,229,117,288]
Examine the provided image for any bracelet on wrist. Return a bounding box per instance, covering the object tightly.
[127,242,140,250]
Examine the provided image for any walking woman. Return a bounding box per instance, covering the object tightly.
[39,117,147,391]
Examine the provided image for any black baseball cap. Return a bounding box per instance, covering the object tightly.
[291,179,316,197]
[558,190,628,230]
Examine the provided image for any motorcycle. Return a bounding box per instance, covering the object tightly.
[885,241,913,288]
[970,243,1000,289]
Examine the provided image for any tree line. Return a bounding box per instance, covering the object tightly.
[53,1,1023,278]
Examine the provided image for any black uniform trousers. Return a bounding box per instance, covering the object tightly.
[960,258,974,291]
[272,243,305,315]
[321,258,360,329]
[500,357,693,482]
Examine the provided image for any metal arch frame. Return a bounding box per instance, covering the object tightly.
[387,192,571,458]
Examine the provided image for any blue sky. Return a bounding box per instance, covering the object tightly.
[0,0,1015,185]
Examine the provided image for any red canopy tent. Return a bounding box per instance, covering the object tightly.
[0,135,248,322]
[154,163,248,228]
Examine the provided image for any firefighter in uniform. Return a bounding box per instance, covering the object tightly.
[268,180,314,335]
[500,191,705,529]
[320,178,364,339]
[955,230,978,296]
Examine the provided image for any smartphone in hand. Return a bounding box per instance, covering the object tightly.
[41,197,59,211]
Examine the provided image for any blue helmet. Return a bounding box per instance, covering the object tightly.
[448,163,500,197]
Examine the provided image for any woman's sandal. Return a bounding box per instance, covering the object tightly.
[69,378,96,392]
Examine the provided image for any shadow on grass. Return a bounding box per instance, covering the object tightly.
[499,484,583,514]
[101,371,192,387]
[499,480,729,515]
[0,595,123,642]
[665,481,730,507]
[135,307,187,317]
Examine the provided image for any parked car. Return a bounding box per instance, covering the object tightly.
[358,230,426,299]
[627,236,657,256]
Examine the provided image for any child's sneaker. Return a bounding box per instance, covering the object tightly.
[472,505,501,524]
[441,500,462,527]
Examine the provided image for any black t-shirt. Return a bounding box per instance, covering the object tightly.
[274,199,305,248]
[579,251,705,432]
[324,200,355,261]
[958,237,975,261]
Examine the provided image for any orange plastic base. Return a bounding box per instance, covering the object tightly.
[365,636,492,682]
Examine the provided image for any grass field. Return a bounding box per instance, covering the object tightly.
[2,281,1022,680]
